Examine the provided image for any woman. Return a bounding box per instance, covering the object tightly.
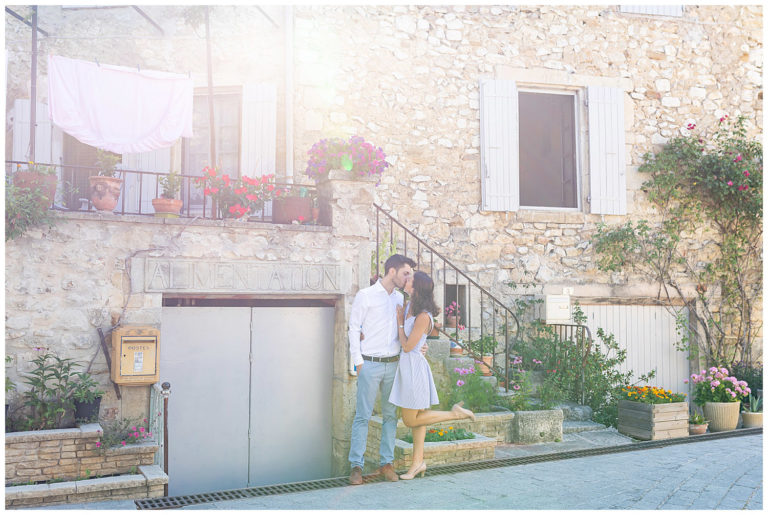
[389,271,475,480]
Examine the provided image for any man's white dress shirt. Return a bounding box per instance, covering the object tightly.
[348,280,404,367]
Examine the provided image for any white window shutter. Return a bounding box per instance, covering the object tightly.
[587,86,627,215]
[13,99,55,163]
[120,148,172,213]
[479,79,519,211]
[240,83,276,177]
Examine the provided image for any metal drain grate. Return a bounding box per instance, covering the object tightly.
[135,427,762,509]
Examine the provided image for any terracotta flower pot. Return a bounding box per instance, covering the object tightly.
[89,176,123,212]
[152,198,183,218]
[13,171,57,210]
[445,315,458,328]
[741,411,762,428]
[272,197,311,224]
[477,355,493,376]
[703,401,740,432]
[688,423,708,435]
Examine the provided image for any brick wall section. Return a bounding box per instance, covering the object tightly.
[5,423,158,485]
[5,464,167,508]
[392,435,497,470]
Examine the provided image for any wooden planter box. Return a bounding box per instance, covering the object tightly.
[618,400,689,440]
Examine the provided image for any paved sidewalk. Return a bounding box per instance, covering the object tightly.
[28,432,762,510]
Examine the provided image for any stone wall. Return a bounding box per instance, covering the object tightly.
[5,176,377,476]
[4,423,157,484]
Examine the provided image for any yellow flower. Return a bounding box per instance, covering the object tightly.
[448,427,453,430]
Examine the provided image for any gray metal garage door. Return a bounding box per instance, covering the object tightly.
[160,306,334,496]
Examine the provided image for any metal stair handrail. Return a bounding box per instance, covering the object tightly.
[373,204,522,390]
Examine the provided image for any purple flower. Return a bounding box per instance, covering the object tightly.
[731,392,737,398]
[456,380,465,387]
[513,385,521,390]
[710,380,720,387]
[709,367,718,373]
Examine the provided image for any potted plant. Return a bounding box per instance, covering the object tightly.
[272,185,312,224]
[5,180,58,241]
[12,162,58,210]
[444,301,461,328]
[741,393,762,428]
[689,367,751,432]
[89,149,123,212]
[305,135,389,184]
[195,167,276,219]
[152,170,184,218]
[427,317,441,340]
[72,371,105,422]
[468,335,498,376]
[688,412,708,435]
[617,385,689,440]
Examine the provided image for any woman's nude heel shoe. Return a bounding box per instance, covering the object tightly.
[399,462,427,480]
[453,401,476,422]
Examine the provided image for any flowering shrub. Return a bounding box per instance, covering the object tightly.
[593,115,762,367]
[687,366,751,405]
[401,426,475,444]
[440,365,498,413]
[305,136,389,182]
[97,417,154,454]
[194,167,282,219]
[444,301,461,318]
[619,386,686,404]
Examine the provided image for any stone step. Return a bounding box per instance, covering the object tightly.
[553,401,593,422]
[562,420,607,434]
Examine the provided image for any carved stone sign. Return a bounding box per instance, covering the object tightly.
[141,258,343,294]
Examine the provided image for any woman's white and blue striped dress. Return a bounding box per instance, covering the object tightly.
[389,305,439,409]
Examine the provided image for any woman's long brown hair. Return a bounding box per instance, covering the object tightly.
[410,271,439,319]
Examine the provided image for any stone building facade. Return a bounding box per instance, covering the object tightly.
[4,4,763,488]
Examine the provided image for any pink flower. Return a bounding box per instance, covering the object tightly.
[143,418,148,423]
[711,380,720,387]
[147,432,152,437]
[513,385,521,390]
[743,170,750,177]
[709,367,718,373]
[456,380,465,387]
[733,154,743,162]
[727,181,734,186]
[715,372,724,379]
[720,368,728,374]
[95,442,101,448]
[731,392,737,398]
[686,123,696,130]
[683,379,689,384]
[121,441,126,446]
[139,427,145,433]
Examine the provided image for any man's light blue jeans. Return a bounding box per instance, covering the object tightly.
[348,360,398,470]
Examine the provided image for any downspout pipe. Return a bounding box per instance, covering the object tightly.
[29,6,38,161]
[285,5,294,182]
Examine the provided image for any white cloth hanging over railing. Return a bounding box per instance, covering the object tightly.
[47,55,193,154]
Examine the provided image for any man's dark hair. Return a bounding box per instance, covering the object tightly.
[383,254,416,276]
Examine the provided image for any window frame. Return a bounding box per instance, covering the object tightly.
[516,85,584,212]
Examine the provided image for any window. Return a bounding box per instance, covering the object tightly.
[182,87,242,211]
[518,91,577,208]
[183,87,242,178]
[480,79,626,215]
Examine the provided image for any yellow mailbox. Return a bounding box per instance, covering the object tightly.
[111,326,160,385]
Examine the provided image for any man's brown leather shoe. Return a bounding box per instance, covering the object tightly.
[349,466,363,485]
[379,463,399,482]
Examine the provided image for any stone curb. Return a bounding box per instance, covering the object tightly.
[139,464,169,486]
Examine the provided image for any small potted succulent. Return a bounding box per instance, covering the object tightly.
[89,149,123,212]
[689,412,708,435]
[741,393,762,428]
[152,170,184,217]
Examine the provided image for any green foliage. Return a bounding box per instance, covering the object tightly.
[95,149,121,177]
[5,183,57,241]
[19,352,80,430]
[689,412,707,425]
[468,334,499,356]
[371,230,398,279]
[511,303,656,428]
[158,170,183,199]
[401,427,475,443]
[72,372,105,404]
[440,365,499,413]
[13,352,103,430]
[6,356,15,395]
[97,417,153,453]
[591,115,762,369]
[745,393,762,413]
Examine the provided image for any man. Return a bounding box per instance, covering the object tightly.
[348,254,416,485]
